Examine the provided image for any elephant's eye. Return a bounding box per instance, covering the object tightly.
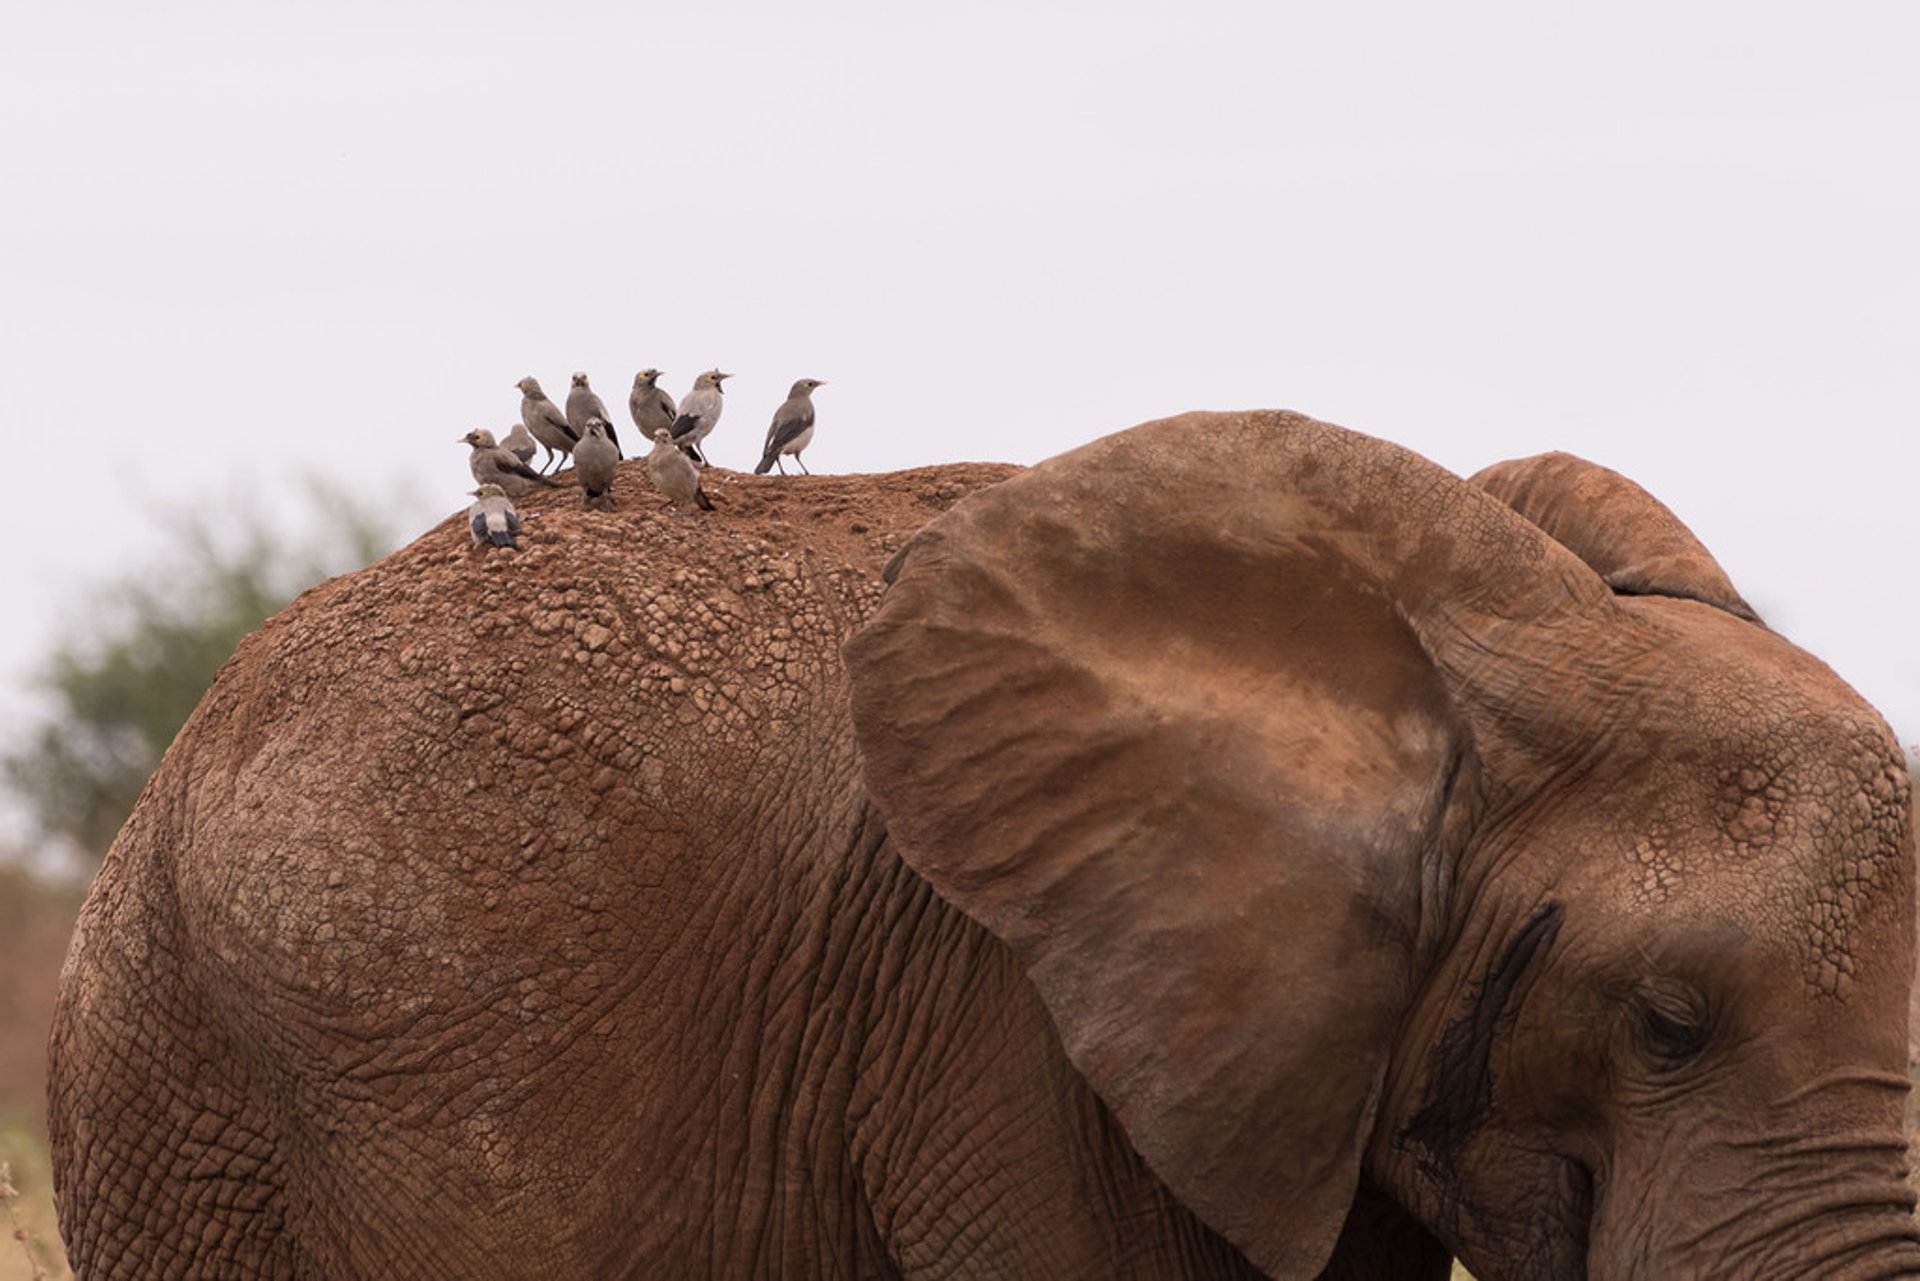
[1635,982,1710,1067]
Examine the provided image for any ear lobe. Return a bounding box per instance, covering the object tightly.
[1471,451,1761,624]
[848,411,1609,1276]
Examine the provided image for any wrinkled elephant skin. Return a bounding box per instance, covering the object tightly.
[50,415,1919,1279]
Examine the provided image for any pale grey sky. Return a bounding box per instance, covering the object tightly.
[4,3,1917,760]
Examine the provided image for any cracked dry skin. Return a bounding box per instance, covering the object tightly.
[48,462,1266,1280]
[49,413,1920,1281]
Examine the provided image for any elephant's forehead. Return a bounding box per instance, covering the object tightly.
[1577,599,1913,998]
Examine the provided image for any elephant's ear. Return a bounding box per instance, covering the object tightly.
[845,411,1613,1278]
[1471,451,1761,623]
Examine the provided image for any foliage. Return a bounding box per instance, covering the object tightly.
[1,1128,68,1281]
[4,478,413,869]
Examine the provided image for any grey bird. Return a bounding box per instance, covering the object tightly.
[516,376,579,473]
[501,421,538,464]
[462,428,558,498]
[467,484,523,548]
[754,378,826,475]
[629,368,677,443]
[648,428,716,511]
[565,371,621,457]
[669,369,731,466]
[573,417,620,509]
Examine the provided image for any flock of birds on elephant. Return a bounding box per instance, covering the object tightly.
[460,368,828,548]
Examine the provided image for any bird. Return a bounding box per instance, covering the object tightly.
[516,376,579,474]
[648,428,716,511]
[754,378,826,475]
[467,484,523,548]
[461,428,558,498]
[566,372,620,457]
[630,368,677,443]
[501,421,538,464]
[669,369,731,466]
[573,417,619,509]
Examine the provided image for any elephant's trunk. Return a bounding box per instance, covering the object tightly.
[1589,1123,1920,1280]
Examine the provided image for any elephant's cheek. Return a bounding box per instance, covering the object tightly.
[1434,1143,1594,1281]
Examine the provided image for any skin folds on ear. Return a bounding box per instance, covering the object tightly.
[1471,451,1760,623]
[846,411,1615,1277]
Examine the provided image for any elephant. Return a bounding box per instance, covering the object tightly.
[48,410,1918,1278]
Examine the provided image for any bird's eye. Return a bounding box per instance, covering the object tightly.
[1635,982,1710,1066]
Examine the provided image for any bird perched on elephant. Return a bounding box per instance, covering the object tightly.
[465,483,523,548]
[48,411,1920,1280]
[573,418,619,509]
[566,372,620,456]
[629,368,677,443]
[755,378,825,475]
[460,428,556,498]
[500,421,538,465]
[516,375,578,473]
[669,368,730,466]
[647,427,715,512]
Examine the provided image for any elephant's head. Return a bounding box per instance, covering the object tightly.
[845,412,1917,1279]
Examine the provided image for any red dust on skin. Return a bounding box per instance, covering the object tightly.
[47,414,1920,1281]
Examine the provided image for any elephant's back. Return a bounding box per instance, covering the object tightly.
[50,461,1020,1275]
[96,460,1022,955]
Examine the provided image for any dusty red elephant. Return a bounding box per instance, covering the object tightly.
[50,412,1918,1278]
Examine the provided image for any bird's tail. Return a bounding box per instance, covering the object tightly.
[753,453,775,475]
[696,488,716,511]
[489,529,516,547]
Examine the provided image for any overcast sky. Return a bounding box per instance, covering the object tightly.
[4,3,1916,766]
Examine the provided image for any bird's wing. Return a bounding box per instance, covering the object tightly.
[763,401,815,453]
[545,404,580,442]
[502,452,553,484]
[674,389,719,433]
[469,510,488,540]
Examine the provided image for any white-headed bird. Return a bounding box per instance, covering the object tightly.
[754,378,826,475]
[669,369,731,467]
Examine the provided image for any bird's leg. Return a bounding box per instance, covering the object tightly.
[797,455,810,475]
[775,456,788,475]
